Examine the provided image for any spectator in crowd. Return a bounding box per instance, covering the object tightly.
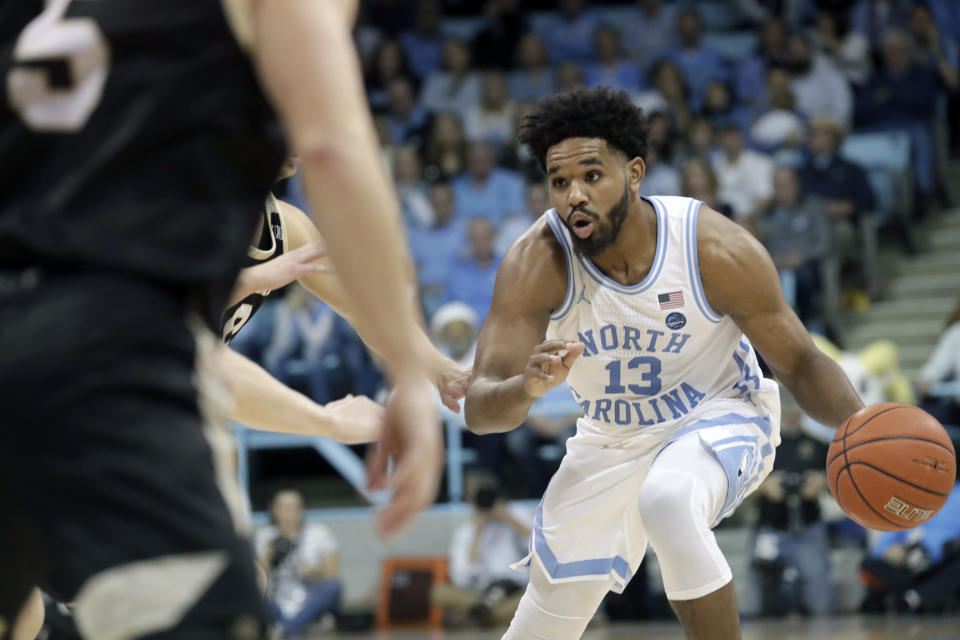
[496,182,550,256]
[366,0,413,36]
[680,157,733,218]
[645,110,677,164]
[736,17,789,108]
[431,301,481,369]
[749,68,806,162]
[915,299,960,427]
[392,144,434,228]
[861,444,960,614]
[712,123,775,224]
[353,3,384,73]
[641,147,681,197]
[465,72,517,147]
[751,396,833,617]
[850,0,914,54]
[678,116,717,163]
[648,60,694,139]
[785,33,853,128]
[735,0,808,28]
[909,3,959,93]
[421,38,482,122]
[584,26,644,93]
[472,0,531,71]
[257,490,342,638]
[554,61,586,93]
[385,76,431,148]
[509,33,556,102]
[409,182,465,317]
[500,102,543,182]
[424,112,469,181]
[854,28,937,205]
[667,8,729,110]
[798,115,874,289]
[701,80,752,134]
[539,0,601,65]
[400,0,446,80]
[814,8,872,86]
[756,167,831,324]
[446,216,501,321]
[365,38,415,112]
[452,141,525,222]
[620,0,678,71]
[432,477,531,628]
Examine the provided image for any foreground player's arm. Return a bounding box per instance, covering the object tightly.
[465,223,582,434]
[221,348,383,443]
[698,207,864,428]
[281,202,470,413]
[228,240,327,307]
[247,0,439,536]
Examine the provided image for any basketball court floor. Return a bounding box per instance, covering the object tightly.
[321,616,960,639]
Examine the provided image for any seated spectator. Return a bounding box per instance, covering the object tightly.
[749,69,806,162]
[677,116,716,163]
[445,217,501,321]
[786,33,853,129]
[465,72,517,148]
[555,61,586,93]
[854,29,937,204]
[700,80,752,134]
[384,76,431,149]
[635,60,693,140]
[472,0,531,71]
[736,17,789,108]
[584,26,644,93]
[424,112,469,181]
[850,0,913,55]
[915,299,960,428]
[509,33,555,102]
[408,182,465,316]
[680,156,733,218]
[257,490,342,638]
[645,110,677,164]
[539,0,601,65]
[420,39,482,122]
[431,477,531,628]
[619,0,678,71]
[751,395,833,617]
[451,141,526,222]
[399,0,445,80]
[495,182,550,256]
[712,124,774,224]
[814,8,872,86]
[500,102,543,183]
[392,145,434,228]
[756,167,831,324]
[861,446,960,614]
[667,8,729,110]
[641,146,680,196]
[431,301,480,369]
[365,39,415,113]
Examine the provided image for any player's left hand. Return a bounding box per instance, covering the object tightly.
[433,357,471,413]
[325,394,385,444]
[233,240,330,303]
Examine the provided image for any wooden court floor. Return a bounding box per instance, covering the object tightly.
[321,615,960,639]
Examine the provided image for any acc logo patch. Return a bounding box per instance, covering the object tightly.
[665,312,686,330]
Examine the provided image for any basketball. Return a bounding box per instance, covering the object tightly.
[827,403,956,531]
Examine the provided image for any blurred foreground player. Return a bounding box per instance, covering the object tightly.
[0,1,441,638]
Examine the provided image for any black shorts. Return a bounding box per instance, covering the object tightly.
[0,269,265,639]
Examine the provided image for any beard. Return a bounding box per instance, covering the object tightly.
[565,185,630,258]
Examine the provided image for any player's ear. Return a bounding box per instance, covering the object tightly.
[627,156,646,192]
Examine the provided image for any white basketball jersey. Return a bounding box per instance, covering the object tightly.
[545,196,777,444]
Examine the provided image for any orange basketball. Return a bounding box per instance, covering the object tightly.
[826,403,956,531]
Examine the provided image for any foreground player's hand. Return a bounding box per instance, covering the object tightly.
[433,356,471,413]
[523,339,585,398]
[236,241,329,300]
[366,379,442,538]
[325,394,384,444]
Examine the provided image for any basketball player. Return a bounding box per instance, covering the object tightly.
[0,2,441,639]
[464,88,864,640]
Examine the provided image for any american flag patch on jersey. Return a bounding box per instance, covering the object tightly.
[658,290,685,310]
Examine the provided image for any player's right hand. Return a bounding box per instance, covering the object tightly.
[523,339,585,398]
[365,378,442,539]
[325,394,384,444]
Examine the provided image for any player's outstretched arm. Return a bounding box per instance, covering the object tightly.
[464,222,578,434]
[247,0,440,537]
[221,348,383,444]
[697,206,864,428]
[281,202,470,413]
[228,241,328,307]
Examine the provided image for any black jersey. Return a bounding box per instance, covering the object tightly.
[221,194,287,343]
[0,1,286,325]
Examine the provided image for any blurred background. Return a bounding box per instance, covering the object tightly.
[227,0,960,635]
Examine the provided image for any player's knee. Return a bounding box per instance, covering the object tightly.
[637,470,701,541]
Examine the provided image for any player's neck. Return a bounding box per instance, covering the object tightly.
[588,197,658,287]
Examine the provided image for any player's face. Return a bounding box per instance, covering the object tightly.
[546,138,641,258]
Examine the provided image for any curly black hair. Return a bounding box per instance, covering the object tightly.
[518,87,649,173]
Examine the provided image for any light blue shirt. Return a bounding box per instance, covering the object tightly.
[508,70,556,102]
[408,220,467,287]
[539,11,602,64]
[668,46,729,110]
[584,60,645,92]
[445,256,502,321]
[451,168,526,223]
[400,31,444,79]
